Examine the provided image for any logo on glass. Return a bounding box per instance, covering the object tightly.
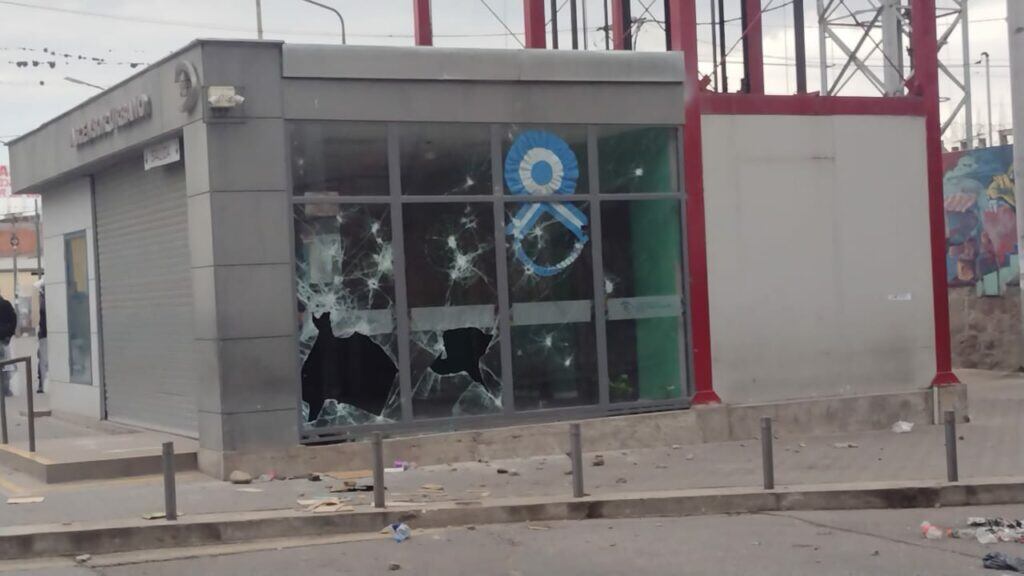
[504,130,589,277]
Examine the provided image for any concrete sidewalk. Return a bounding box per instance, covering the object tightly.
[0,369,1019,529]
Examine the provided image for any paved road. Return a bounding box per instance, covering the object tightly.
[4,504,1024,575]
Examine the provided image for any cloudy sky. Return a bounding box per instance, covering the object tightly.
[0,0,1014,168]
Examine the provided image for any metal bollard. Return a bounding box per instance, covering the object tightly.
[25,357,34,453]
[162,442,178,521]
[761,416,774,490]
[0,379,7,445]
[372,432,385,509]
[944,410,958,482]
[570,423,584,498]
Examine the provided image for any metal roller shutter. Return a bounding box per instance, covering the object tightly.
[94,156,198,437]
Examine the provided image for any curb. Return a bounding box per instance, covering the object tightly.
[2,477,1022,560]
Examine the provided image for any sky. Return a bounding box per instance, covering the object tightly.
[0,0,1014,170]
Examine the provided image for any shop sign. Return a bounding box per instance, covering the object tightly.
[70,95,152,147]
[0,165,9,198]
[143,137,181,171]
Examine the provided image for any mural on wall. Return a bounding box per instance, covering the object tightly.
[943,145,1017,296]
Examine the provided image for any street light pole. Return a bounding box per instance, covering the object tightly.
[297,0,346,44]
[983,51,993,147]
[256,0,264,39]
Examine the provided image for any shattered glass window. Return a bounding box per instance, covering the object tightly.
[506,200,599,410]
[400,123,492,195]
[404,203,502,418]
[597,126,680,195]
[295,203,400,428]
[601,199,685,403]
[290,122,389,198]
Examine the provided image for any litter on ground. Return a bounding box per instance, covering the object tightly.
[6,496,44,504]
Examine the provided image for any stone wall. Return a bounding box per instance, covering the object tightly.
[949,286,1024,371]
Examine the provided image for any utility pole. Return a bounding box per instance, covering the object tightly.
[551,0,559,49]
[581,0,588,49]
[570,0,579,49]
[982,51,993,147]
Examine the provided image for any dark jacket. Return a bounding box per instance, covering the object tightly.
[38,293,46,339]
[0,297,17,342]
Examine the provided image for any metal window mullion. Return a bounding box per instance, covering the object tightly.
[491,125,515,416]
[588,127,610,409]
[678,126,695,398]
[388,124,414,422]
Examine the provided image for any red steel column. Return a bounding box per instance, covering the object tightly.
[910,0,960,386]
[668,0,721,404]
[413,0,433,46]
[611,0,628,49]
[524,0,547,48]
[743,0,765,93]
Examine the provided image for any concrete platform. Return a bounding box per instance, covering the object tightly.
[0,476,1021,561]
[212,384,969,479]
[0,433,198,483]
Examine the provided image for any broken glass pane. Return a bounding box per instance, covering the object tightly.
[601,199,685,402]
[404,203,502,418]
[400,123,492,195]
[597,126,680,194]
[294,203,401,429]
[505,199,598,410]
[290,122,390,197]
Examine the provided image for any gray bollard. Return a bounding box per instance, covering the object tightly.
[570,423,584,498]
[0,376,7,445]
[25,357,34,453]
[944,410,958,482]
[761,416,774,490]
[162,441,177,521]
[372,432,385,508]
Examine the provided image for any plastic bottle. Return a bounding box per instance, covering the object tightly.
[389,523,411,542]
[920,521,944,540]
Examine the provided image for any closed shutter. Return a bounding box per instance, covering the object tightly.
[94,155,198,437]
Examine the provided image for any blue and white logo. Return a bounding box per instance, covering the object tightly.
[504,130,589,277]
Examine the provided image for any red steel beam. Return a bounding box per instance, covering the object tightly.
[743,0,765,93]
[524,0,547,48]
[909,0,960,386]
[668,0,721,405]
[413,0,433,46]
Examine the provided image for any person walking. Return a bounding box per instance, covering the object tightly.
[35,281,46,393]
[0,293,17,397]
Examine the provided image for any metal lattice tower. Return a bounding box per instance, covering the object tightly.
[817,0,973,147]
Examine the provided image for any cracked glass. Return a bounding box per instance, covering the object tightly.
[404,202,502,419]
[506,198,598,410]
[400,123,492,196]
[597,126,680,195]
[295,203,400,428]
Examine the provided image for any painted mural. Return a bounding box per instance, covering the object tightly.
[944,145,1017,296]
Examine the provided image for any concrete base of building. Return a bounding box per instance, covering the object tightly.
[0,473,1011,561]
[0,434,198,484]
[202,384,969,480]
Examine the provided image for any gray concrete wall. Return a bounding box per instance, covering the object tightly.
[8,43,208,193]
[186,42,298,478]
[40,177,102,418]
[702,114,936,404]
